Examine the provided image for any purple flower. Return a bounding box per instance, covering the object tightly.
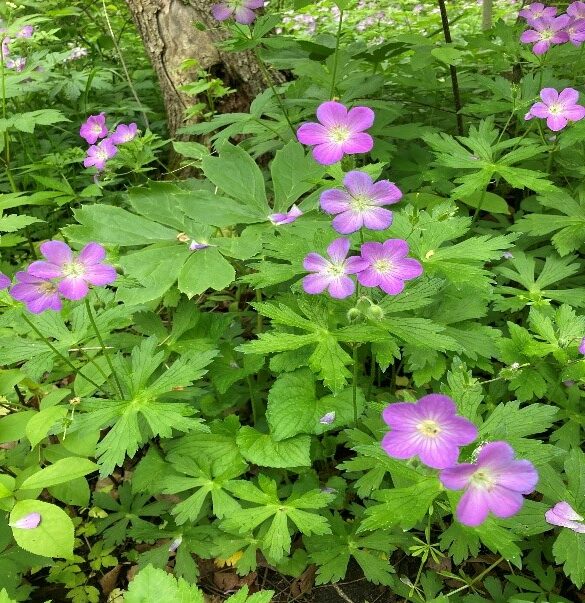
[565,17,585,45]
[10,272,62,314]
[269,204,303,225]
[357,239,423,295]
[9,512,41,529]
[320,171,402,234]
[189,240,213,251]
[302,238,368,299]
[0,272,10,289]
[109,123,138,144]
[520,16,570,55]
[211,0,265,24]
[319,411,336,425]
[83,138,118,171]
[545,501,585,533]
[6,57,26,72]
[568,1,585,19]
[79,113,109,145]
[382,394,478,470]
[297,101,375,165]
[1,36,10,59]
[28,241,117,301]
[525,88,585,131]
[440,441,538,527]
[17,25,34,39]
[518,3,557,22]
[579,337,585,354]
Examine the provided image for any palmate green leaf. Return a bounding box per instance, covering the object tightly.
[0,214,42,232]
[382,317,459,352]
[236,427,311,468]
[565,448,585,501]
[553,530,585,588]
[439,523,480,565]
[308,335,353,392]
[178,248,236,297]
[238,332,319,355]
[358,478,441,532]
[124,564,204,603]
[479,401,558,441]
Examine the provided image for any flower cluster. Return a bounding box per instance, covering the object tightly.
[80,113,138,171]
[525,87,585,131]
[296,101,422,300]
[520,2,585,55]
[4,241,116,314]
[211,0,265,25]
[1,22,34,72]
[382,395,538,527]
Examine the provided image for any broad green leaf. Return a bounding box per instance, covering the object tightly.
[236,427,311,468]
[124,564,204,602]
[10,499,74,559]
[19,458,98,490]
[178,248,235,297]
[459,191,509,214]
[25,406,68,448]
[553,529,585,588]
[0,411,37,445]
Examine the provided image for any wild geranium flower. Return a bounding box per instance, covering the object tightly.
[297,101,375,165]
[545,501,585,533]
[67,46,88,61]
[83,138,118,171]
[109,123,138,144]
[525,88,585,131]
[320,171,402,234]
[189,240,213,251]
[9,512,41,529]
[381,394,478,469]
[17,25,34,38]
[1,36,10,59]
[10,272,62,314]
[6,57,25,72]
[440,441,539,527]
[302,238,368,299]
[28,241,117,301]
[518,3,557,22]
[520,16,570,55]
[211,0,265,24]
[79,113,108,145]
[319,411,336,425]
[0,272,10,289]
[579,337,585,354]
[568,1,585,19]
[269,204,303,225]
[357,239,423,295]
[565,17,585,45]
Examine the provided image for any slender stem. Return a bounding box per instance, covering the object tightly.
[446,556,504,597]
[352,344,359,425]
[471,188,487,223]
[101,0,149,129]
[84,298,124,398]
[329,9,344,99]
[21,314,104,393]
[253,49,296,137]
[255,288,263,333]
[437,0,464,135]
[247,375,259,425]
[481,0,493,31]
[546,141,558,175]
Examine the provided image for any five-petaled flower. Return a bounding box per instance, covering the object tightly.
[297,101,375,165]
[520,16,570,55]
[545,501,585,533]
[568,1,585,19]
[79,113,109,145]
[565,17,585,45]
[382,394,478,469]
[27,241,117,301]
[9,512,41,530]
[302,238,368,299]
[10,272,62,314]
[211,0,265,24]
[269,204,303,225]
[83,138,118,171]
[525,87,585,131]
[357,239,423,295]
[319,411,336,425]
[109,123,138,144]
[518,3,557,22]
[440,441,538,527]
[320,171,402,234]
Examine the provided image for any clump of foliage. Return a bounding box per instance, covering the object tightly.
[0,0,584,602]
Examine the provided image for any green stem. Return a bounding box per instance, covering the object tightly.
[84,298,124,399]
[352,344,359,425]
[21,314,104,394]
[329,9,344,99]
[546,142,558,175]
[471,188,487,224]
[446,556,504,597]
[253,49,296,137]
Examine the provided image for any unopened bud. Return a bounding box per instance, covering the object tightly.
[346,308,361,322]
[366,305,384,321]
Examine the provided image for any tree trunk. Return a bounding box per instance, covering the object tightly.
[125,0,265,138]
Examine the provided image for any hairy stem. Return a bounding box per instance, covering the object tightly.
[330,9,344,99]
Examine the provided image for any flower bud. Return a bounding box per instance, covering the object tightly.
[346,308,361,322]
[366,305,385,321]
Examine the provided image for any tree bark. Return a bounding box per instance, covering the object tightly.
[125,0,265,138]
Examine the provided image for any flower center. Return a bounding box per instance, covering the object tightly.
[351,194,372,211]
[548,102,563,115]
[62,261,86,278]
[373,259,392,274]
[91,123,102,133]
[329,126,350,144]
[39,281,57,294]
[470,469,495,490]
[417,419,442,437]
[327,262,346,278]
[540,28,554,41]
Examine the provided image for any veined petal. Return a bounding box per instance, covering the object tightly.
[496,459,538,493]
[440,463,476,490]
[558,87,580,106]
[393,257,423,280]
[564,105,585,121]
[39,240,72,266]
[369,180,402,204]
[58,277,89,300]
[418,437,460,469]
[487,485,525,518]
[332,210,363,234]
[327,275,355,299]
[344,256,369,274]
[540,87,559,105]
[346,106,375,132]
[313,142,344,165]
[84,264,117,286]
[378,273,406,295]
[381,430,420,460]
[527,102,550,118]
[547,114,568,131]
[343,170,374,196]
[342,132,373,154]
[234,7,257,24]
[303,273,330,294]
[445,416,479,446]
[27,261,62,279]
[326,237,350,263]
[362,207,393,230]
[212,3,234,20]
[303,252,329,272]
[417,394,457,418]
[297,122,329,145]
[520,29,541,43]
[316,101,348,127]
[357,267,381,288]
[476,441,515,470]
[320,189,352,214]
[359,241,384,261]
[456,487,490,526]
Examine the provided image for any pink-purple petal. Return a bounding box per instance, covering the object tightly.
[341,132,374,155]
[418,437,460,469]
[316,101,348,127]
[234,6,256,24]
[440,463,477,490]
[344,256,369,274]
[382,402,422,429]
[27,261,62,279]
[378,273,406,295]
[446,416,479,445]
[495,460,539,493]
[527,102,550,118]
[520,29,541,43]
[369,180,402,204]
[297,122,330,145]
[39,240,72,266]
[326,237,350,262]
[332,211,364,234]
[313,142,344,165]
[540,87,559,105]
[343,170,374,196]
[211,3,233,20]
[558,87,580,106]
[58,277,89,301]
[303,252,329,272]
[457,487,490,527]
[84,264,117,286]
[78,242,106,264]
[487,486,525,518]
[320,189,352,214]
[361,207,393,230]
[394,257,424,280]
[345,106,375,132]
[327,275,355,299]
[357,267,382,287]
[381,430,419,460]
[359,242,384,261]
[547,115,568,131]
[303,273,330,294]
[476,441,515,469]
